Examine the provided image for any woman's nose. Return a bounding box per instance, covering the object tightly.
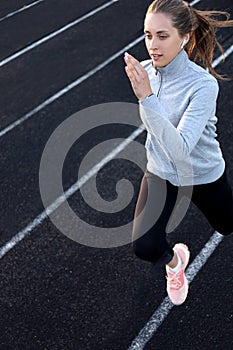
[148,38,159,50]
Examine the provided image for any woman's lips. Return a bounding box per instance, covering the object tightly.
[151,54,162,61]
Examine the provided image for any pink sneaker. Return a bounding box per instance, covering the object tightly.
[166,243,190,305]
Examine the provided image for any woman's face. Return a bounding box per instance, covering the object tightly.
[144,12,189,67]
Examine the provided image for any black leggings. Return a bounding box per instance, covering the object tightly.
[132,170,233,264]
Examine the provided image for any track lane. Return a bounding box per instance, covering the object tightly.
[0,0,232,349]
[0,0,108,59]
[0,0,148,129]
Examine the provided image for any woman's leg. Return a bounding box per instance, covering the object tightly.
[191,170,233,235]
[132,171,178,264]
[132,171,191,305]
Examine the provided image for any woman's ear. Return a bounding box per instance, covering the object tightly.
[180,34,190,49]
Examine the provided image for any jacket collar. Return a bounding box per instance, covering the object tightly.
[154,49,188,78]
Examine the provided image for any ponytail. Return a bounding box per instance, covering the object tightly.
[187,8,233,79]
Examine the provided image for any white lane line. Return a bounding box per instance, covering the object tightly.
[190,0,202,5]
[0,0,202,138]
[0,125,144,259]
[128,232,224,350]
[0,0,119,67]
[0,45,232,258]
[212,45,233,68]
[0,0,45,22]
[0,35,144,138]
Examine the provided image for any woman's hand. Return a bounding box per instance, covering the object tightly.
[124,52,153,101]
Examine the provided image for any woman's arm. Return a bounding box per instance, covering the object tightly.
[140,80,219,162]
[124,52,219,164]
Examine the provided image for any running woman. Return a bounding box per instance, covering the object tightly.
[124,0,233,305]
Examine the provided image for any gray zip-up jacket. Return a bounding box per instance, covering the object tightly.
[140,49,225,186]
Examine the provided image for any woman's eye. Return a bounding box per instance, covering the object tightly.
[159,35,168,40]
[145,34,152,39]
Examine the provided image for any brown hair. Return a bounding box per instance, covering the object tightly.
[147,0,233,79]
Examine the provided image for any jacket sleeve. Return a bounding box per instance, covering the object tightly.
[139,79,219,163]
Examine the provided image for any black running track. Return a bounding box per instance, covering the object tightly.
[0,0,232,349]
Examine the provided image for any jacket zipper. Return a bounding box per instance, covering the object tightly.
[155,71,181,185]
[157,71,162,97]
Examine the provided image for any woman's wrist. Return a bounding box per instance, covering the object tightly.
[139,92,154,102]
